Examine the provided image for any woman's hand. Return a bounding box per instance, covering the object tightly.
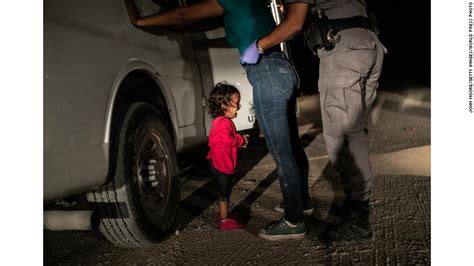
[240,41,261,65]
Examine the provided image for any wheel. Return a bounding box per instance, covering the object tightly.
[87,102,179,248]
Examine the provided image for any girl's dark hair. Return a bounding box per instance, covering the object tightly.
[208,82,240,118]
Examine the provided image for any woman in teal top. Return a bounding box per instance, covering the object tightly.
[125,0,310,241]
[216,0,275,54]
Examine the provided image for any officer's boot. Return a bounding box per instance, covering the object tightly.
[336,188,354,224]
[321,199,373,245]
[328,187,353,225]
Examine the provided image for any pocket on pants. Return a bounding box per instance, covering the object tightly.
[322,88,347,123]
[266,59,297,97]
[244,64,256,85]
[329,83,370,132]
[333,42,377,77]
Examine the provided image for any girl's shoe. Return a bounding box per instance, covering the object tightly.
[218,218,244,231]
[215,211,238,222]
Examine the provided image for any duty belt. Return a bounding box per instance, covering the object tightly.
[328,16,371,33]
[324,16,373,50]
[305,11,377,52]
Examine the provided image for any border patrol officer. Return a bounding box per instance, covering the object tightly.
[241,0,387,244]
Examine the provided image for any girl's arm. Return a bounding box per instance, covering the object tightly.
[234,133,246,148]
[124,0,224,27]
[216,121,245,148]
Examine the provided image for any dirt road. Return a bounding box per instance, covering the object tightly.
[44,88,431,264]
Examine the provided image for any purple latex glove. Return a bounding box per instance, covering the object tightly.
[240,41,261,65]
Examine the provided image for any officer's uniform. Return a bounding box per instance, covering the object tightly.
[285,0,387,202]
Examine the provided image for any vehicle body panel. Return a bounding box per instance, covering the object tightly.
[44,0,256,201]
[192,28,256,134]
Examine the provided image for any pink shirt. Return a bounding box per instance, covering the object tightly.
[206,116,245,174]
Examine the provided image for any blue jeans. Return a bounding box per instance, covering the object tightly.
[244,51,309,223]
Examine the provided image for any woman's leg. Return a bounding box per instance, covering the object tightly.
[287,92,310,206]
[246,52,304,224]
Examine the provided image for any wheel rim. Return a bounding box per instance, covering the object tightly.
[136,130,171,216]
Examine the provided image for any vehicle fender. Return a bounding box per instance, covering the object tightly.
[104,58,182,151]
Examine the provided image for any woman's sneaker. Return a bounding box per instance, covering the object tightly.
[274,202,314,215]
[218,218,244,231]
[258,218,306,240]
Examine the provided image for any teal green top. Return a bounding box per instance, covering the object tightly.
[217,0,276,54]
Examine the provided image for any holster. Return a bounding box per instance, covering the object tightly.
[303,15,322,54]
[303,10,334,53]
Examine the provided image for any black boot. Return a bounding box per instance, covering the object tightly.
[337,188,354,223]
[328,188,354,225]
[320,199,373,245]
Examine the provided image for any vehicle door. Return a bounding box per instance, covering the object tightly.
[135,0,208,147]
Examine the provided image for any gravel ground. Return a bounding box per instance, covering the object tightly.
[44,87,431,265]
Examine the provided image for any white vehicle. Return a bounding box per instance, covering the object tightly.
[44,0,262,247]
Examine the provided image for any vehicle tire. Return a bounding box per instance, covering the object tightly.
[87,102,179,248]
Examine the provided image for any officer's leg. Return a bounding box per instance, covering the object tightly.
[343,36,385,202]
[319,81,375,243]
[318,29,384,243]
[342,78,373,202]
[319,87,346,161]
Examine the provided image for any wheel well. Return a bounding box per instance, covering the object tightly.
[106,70,175,182]
[112,71,174,139]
